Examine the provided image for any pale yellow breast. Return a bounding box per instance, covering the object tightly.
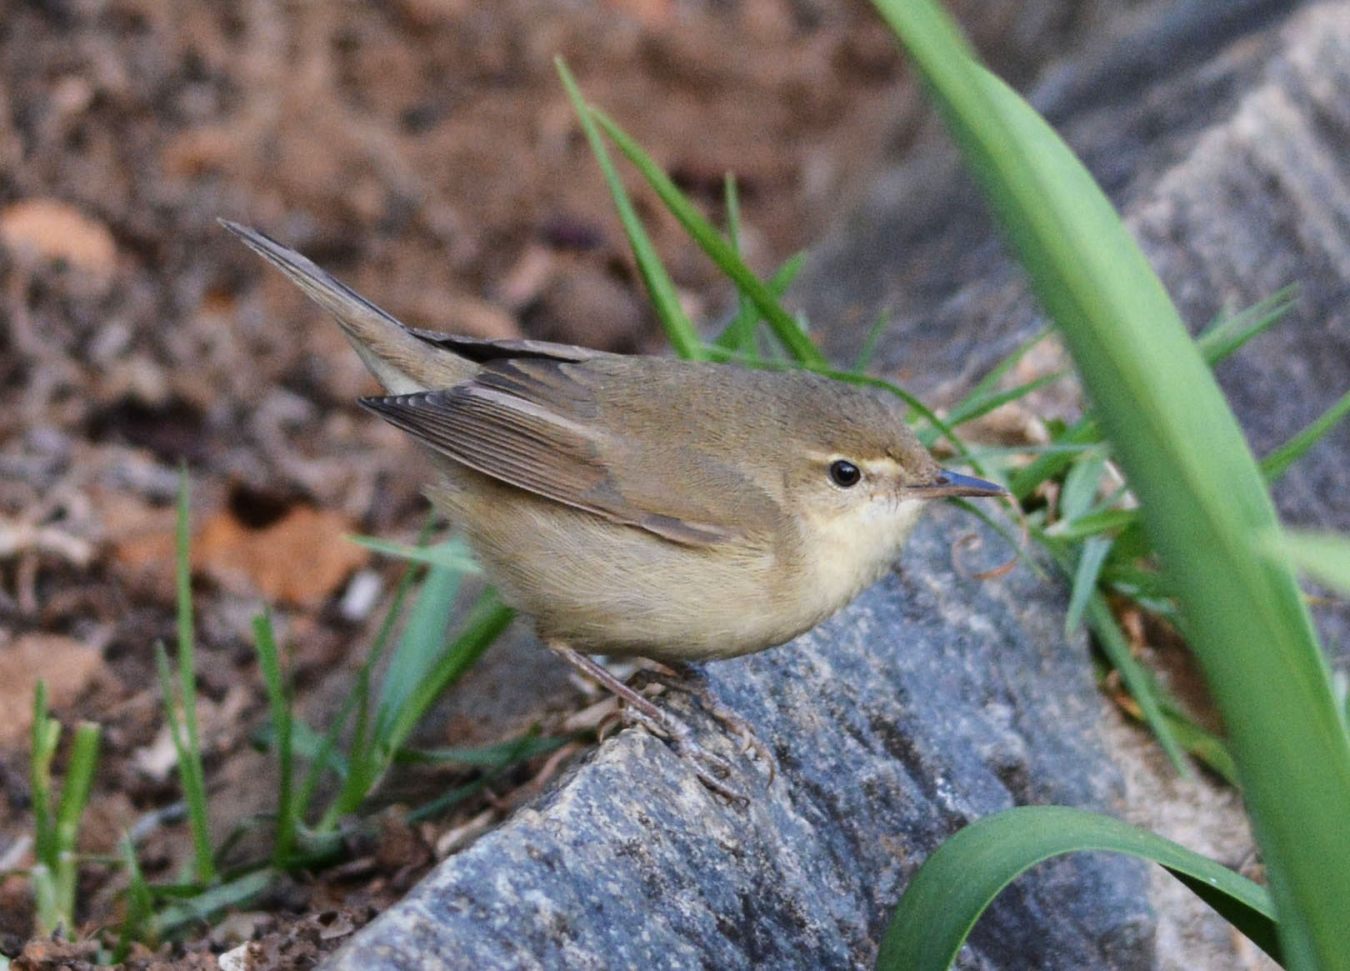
[428,470,928,663]
[791,497,928,626]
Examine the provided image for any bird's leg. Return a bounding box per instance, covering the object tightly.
[547,642,745,802]
[635,661,777,784]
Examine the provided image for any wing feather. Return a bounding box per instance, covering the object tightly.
[362,358,774,547]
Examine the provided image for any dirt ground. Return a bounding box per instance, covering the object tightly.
[0,1,947,965]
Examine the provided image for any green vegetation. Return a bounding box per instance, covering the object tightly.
[14,485,553,959]
[28,682,101,938]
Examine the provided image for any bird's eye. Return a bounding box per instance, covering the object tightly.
[829,459,861,488]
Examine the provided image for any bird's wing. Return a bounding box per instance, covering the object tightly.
[405,329,616,365]
[362,357,781,548]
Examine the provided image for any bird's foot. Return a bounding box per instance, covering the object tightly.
[548,642,748,803]
[634,662,778,784]
[617,702,746,804]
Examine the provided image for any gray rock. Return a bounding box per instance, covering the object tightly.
[329,511,1150,970]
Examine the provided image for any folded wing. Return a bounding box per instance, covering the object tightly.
[362,358,781,549]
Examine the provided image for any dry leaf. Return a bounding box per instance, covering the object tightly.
[0,634,106,747]
[194,505,369,607]
[0,198,116,281]
[106,490,180,600]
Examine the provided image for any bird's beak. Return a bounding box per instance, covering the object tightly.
[912,469,1007,499]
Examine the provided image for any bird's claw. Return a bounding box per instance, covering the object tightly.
[631,665,778,784]
[619,702,747,804]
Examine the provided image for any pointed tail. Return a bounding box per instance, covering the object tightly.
[220,220,474,393]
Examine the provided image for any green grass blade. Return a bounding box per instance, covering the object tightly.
[1064,536,1112,635]
[149,869,273,939]
[113,834,156,958]
[374,563,464,739]
[944,328,1059,428]
[30,682,57,866]
[302,521,432,823]
[963,327,1053,402]
[555,59,704,360]
[1260,388,1350,483]
[1007,416,1100,500]
[711,252,808,356]
[876,805,1280,970]
[153,643,213,885]
[277,717,349,779]
[851,310,894,373]
[716,173,758,355]
[1006,289,1292,502]
[170,471,215,883]
[1084,586,1188,772]
[1197,287,1297,366]
[384,593,515,756]
[403,733,553,824]
[252,612,295,866]
[1159,709,1239,786]
[50,721,99,927]
[961,442,1099,462]
[349,535,482,574]
[1045,508,1137,542]
[589,108,827,368]
[1058,451,1107,523]
[396,733,565,767]
[946,371,1062,429]
[54,723,100,852]
[872,4,1350,964]
[1277,530,1350,596]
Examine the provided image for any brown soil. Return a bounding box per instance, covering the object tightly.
[0,0,927,966]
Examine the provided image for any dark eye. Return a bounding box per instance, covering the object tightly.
[829,459,861,488]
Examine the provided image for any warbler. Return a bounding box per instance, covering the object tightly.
[224,220,1005,795]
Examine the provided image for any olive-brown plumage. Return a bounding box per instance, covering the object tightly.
[222,220,1004,664]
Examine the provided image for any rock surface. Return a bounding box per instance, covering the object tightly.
[330,512,1150,970]
[329,2,1348,968]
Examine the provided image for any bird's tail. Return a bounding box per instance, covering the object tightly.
[220,220,474,393]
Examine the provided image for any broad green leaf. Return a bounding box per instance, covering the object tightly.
[877,806,1280,970]
[870,5,1350,964]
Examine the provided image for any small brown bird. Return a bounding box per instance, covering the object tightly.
[223,221,1005,793]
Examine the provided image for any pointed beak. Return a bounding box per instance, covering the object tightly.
[912,469,1007,499]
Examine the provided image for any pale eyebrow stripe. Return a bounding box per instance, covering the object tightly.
[804,451,901,469]
[805,451,904,475]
